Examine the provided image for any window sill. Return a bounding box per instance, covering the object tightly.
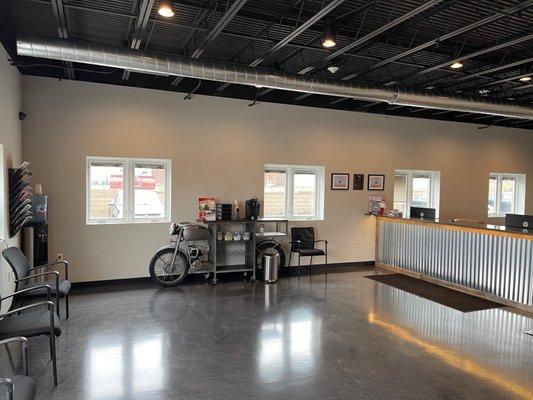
[290,217,324,222]
[263,216,324,222]
[86,219,171,226]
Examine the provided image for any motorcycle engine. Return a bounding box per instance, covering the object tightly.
[189,244,211,271]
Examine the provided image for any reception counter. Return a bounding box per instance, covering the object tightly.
[375,216,533,313]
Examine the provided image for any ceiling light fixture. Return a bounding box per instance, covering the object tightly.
[158,0,175,17]
[322,24,336,48]
[450,61,463,69]
[519,76,532,82]
[327,65,339,74]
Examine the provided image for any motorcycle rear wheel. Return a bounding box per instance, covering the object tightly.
[149,248,189,286]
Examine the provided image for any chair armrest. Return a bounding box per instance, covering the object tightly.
[29,261,69,280]
[0,377,13,400]
[16,271,59,294]
[0,301,54,319]
[1,285,52,303]
[314,240,328,251]
[0,337,29,376]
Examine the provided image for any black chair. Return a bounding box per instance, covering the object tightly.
[0,337,36,400]
[2,247,71,320]
[288,227,328,277]
[0,285,61,386]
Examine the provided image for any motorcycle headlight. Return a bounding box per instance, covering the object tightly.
[169,222,177,236]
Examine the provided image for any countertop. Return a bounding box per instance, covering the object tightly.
[376,215,533,238]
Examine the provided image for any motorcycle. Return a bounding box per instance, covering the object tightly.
[149,222,213,286]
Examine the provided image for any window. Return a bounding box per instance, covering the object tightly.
[264,164,325,221]
[393,169,441,218]
[487,173,526,217]
[87,157,171,224]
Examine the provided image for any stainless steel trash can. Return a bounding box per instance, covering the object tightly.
[263,253,280,283]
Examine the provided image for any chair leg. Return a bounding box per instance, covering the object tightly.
[309,256,313,277]
[49,335,58,386]
[325,253,328,282]
[288,252,292,269]
[297,254,301,278]
[56,296,60,320]
[66,294,70,320]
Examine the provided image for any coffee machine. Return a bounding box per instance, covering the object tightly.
[245,198,261,220]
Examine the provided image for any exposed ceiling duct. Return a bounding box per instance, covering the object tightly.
[16,35,533,121]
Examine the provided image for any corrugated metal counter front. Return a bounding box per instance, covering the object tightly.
[376,216,533,313]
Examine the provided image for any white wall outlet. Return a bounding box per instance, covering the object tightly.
[356,237,363,245]
[56,253,64,262]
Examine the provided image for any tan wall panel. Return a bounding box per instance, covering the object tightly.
[21,76,533,282]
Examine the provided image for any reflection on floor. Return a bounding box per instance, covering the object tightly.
[26,268,533,400]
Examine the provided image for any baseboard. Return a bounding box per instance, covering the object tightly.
[71,261,375,288]
[72,276,151,288]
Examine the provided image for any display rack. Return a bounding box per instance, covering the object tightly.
[200,219,288,284]
[203,220,256,284]
[9,162,33,237]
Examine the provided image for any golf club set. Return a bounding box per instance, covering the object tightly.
[9,161,33,237]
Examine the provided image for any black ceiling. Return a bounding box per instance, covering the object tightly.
[1,0,533,130]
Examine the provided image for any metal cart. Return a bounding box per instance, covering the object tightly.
[201,219,289,284]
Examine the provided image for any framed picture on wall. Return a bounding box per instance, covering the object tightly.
[368,174,385,191]
[331,173,350,190]
[353,174,365,190]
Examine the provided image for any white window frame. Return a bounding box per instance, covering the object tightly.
[487,172,526,218]
[264,164,325,221]
[86,156,171,225]
[394,169,441,218]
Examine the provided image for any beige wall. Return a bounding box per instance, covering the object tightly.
[0,46,22,309]
[21,76,533,283]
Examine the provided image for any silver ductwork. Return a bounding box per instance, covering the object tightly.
[16,35,533,120]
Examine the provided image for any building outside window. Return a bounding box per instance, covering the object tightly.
[86,157,171,224]
[487,173,526,217]
[393,169,441,218]
[264,164,325,221]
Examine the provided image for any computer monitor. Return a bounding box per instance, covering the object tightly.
[410,207,436,220]
[505,214,533,229]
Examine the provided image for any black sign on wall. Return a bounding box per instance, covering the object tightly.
[353,174,364,190]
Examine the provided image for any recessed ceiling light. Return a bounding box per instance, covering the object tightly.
[327,65,339,74]
[425,86,434,90]
[254,84,263,89]
[519,76,532,82]
[450,61,463,69]
[322,24,336,48]
[158,0,175,17]
[478,88,490,95]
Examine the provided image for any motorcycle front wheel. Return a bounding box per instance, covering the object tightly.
[149,248,189,287]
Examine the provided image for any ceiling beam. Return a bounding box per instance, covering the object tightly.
[216,0,345,94]
[248,0,346,68]
[27,0,467,81]
[215,0,302,93]
[341,0,533,81]
[50,0,75,79]
[192,0,248,59]
[122,0,155,80]
[460,72,533,94]
[262,0,446,98]
[171,0,249,86]
[439,57,533,89]
[384,31,533,86]
[298,0,446,75]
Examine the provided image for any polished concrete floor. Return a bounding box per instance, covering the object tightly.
[25,267,533,400]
